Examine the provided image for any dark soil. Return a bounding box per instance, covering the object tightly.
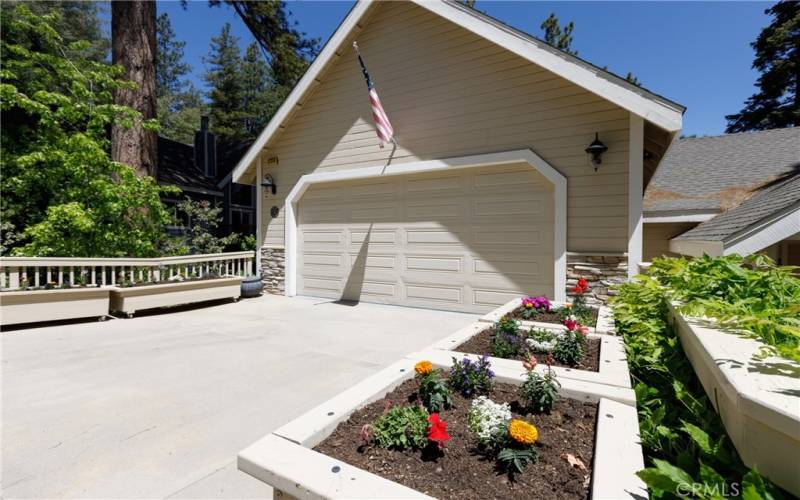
[510,307,599,326]
[455,327,601,372]
[316,377,597,499]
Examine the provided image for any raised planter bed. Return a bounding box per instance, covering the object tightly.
[238,356,643,499]
[668,303,800,497]
[0,287,110,326]
[110,276,242,317]
[424,322,631,389]
[480,297,615,335]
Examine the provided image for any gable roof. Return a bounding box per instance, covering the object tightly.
[232,0,684,184]
[644,127,800,215]
[674,172,800,243]
[157,137,222,196]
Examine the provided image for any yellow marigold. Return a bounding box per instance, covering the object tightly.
[508,419,538,445]
[414,360,434,375]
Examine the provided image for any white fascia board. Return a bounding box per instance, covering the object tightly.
[284,149,568,302]
[231,0,374,185]
[669,238,723,257]
[644,212,717,223]
[627,114,644,278]
[416,1,684,132]
[724,205,800,257]
[233,0,683,185]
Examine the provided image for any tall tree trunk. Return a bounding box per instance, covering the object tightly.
[111,0,157,178]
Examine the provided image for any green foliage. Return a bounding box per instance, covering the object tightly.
[166,199,239,255]
[417,371,452,413]
[496,316,519,335]
[156,12,205,144]
[518,367,560,413]
[553,330,584,366]
[215,1,319,89]
[611,271,784,498]
[371,404,429,450]
[726,1,800,132]
[240,234,258,252]
[1,6,175,257]
[490,330,524,359]
[449,355,494,397]
[540,13,577,55]
[497,446,538,475]
[649,254,800,362]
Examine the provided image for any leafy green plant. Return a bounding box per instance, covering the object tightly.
[418,371,452,413]
[449,355,494,397]
[497,446,538,475]
[518,356,560,413]
[648,254,800,362]
[496,316,519,335]
[553,330,584,366]
[490,330,524,358]
[611,272,784,498]
[370,404,429,450]
[1,6,176,257]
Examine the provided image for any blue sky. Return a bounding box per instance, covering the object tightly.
[157,1,772,137]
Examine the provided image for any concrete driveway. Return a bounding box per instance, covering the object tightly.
[1,294,476,499]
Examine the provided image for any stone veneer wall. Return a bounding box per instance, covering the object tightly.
[566,254,628,306]
[261,246,285,295]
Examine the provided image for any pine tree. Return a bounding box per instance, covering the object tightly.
[204,23,247,148]
[4,1,110,61]
[240,42,281,139]
[726,2,800,132]
[156,13,205,144]
[214,1,318,89]
[541,13,577,56]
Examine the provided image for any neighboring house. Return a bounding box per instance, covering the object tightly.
[157,117,256,238]
[230,0,685,312]
[643,128,800,264]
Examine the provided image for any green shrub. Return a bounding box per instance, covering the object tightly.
[371,404,429,450]
[518,362,560,413]
[552,331,584,366]
[648,254,800,362]
[418,371,452,413]
[612,272,783,498]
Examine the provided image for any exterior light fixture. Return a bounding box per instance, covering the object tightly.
[261,173,276,195]
[585,133,608,171]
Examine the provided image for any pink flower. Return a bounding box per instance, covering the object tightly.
[577,325,589,336]
[523,354,538,372]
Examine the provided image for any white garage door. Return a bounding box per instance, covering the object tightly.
[297,163,555,313]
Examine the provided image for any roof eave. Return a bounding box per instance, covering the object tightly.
[232,0,684,185]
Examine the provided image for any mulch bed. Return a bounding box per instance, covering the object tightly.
[316,377,597,499]
[454,327,601,372]
[509,307,599,326]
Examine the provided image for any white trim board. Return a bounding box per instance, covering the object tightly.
[627,113,644,278]
[284,149,568,303]
[231,0,683,185]
[643,213,717,223]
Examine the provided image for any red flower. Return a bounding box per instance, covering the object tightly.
[578,277,589,290]
[564,319,577,331]
[572,277,590,295]
[427,413,451,448]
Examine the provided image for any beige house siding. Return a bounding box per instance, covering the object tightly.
[643,222,696,261]
[259,1,632,253]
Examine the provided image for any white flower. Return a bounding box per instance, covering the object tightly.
[467,396,511,446]
[526,337,557,352]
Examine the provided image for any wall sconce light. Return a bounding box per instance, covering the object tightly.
[261,173,277,195]
[585,133,608,171]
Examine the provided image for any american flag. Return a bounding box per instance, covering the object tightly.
[353,42,394,147]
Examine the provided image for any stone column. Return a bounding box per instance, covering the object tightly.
[261,246,285,294]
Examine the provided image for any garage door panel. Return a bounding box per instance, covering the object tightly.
[297,164,556,313]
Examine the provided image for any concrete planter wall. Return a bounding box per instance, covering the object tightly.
[110,277,242,317]
[479,297,616,335]
[424,322,631,389]
[239,356,644,500]
[668,303,800,497]
[0,287,110,326]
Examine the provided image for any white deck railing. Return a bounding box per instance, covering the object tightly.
[0,251,255,290]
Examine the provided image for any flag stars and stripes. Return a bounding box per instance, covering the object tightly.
[353,41,395,147]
